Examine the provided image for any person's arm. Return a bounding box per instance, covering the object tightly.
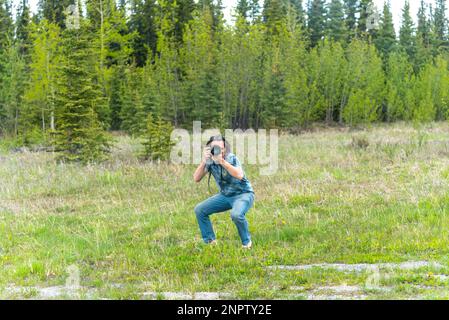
[193,147,211,183]
[214,155,244,181]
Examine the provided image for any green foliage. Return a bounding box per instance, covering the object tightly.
[386,51,414,121]
[53,24,111,163]
[374,2,396,61]
[342,40,385,125]
[5,0,449,145]
[326,0,347,43]
[141,113,175,161]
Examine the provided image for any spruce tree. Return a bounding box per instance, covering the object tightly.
[433,0,448,51]
[307,0,326,47]
[326,0,347,43]
[263,0,287,35]
[37,0,74,29]
[415,0,432,70]
[374,1,396,62]
[289,0,305,27]
[53,22,111,163]
[236,0,250,19]
[358,0,379,40]
[399,1,416,60]
[129,0,158,67]
[343,0,358,40]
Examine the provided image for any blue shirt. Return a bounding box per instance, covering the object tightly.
[206,153,254,197]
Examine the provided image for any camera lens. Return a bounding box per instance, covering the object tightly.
[211,146,221,155]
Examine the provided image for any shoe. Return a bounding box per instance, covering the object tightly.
[242,241,252,249]
[208,240,218,246]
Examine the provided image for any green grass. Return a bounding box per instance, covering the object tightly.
[2,122,449,299]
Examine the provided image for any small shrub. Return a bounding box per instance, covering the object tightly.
[140,113,175,161]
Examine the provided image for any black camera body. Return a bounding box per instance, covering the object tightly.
[211,145,222,156]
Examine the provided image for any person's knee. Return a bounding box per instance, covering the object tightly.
[194,204,203,217]
[231,210,245,222]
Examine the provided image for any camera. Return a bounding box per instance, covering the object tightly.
[211,145,222,156]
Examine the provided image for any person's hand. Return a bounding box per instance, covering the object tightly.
[212,152,225,165]
[203,147,212,163]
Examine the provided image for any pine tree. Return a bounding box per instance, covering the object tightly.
[399,1,416,60]
[307,0,326,47]
[289,0,305,27]
[0,0,14,135]
[343,0,358,40]
[358,0,380,42]
[263,0,287,35]
[53,22,111,163]
[236,0,250,19]
[326,0,347,43]
[415,0,432,70]
[374,1,396,62]
[0,40,26,137]
[249,0,261,23]
[37,0,74,29]
[120,66,148,135]
[16,0,32,59]
[129,0,158,67]
[141,113,175,161]
[433,0,448,51]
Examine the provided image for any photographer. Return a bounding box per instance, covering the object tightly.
[193,135,255,249]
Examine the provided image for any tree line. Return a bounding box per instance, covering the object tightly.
[0,0,449,161]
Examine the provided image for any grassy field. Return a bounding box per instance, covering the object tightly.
[2,122,449,300]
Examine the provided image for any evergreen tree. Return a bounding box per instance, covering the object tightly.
[358,0,379,41]
[289,0,305,27]
[374,1,396,62]
[53,22,111,163]
[141,113,175,161]
[433,0,448,51]
[343,0,358,40]
[249,0,261,23]
[236,0,251,19]
[37,0,74,29]
[16,0,32,59]
[399,1,416,60]
[307,0,326,47]
[0,40,26,137]
[326,0,347,43]
[129,0,158,66]
[263,0,287,35]
[415,0,432,70]
[120,66,148,135]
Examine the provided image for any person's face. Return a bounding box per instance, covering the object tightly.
[210,140,225,159]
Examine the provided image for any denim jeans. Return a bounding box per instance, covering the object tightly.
[194,192,255,245]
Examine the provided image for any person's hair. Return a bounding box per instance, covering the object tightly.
[206,135,231,155]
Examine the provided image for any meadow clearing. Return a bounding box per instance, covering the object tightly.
[2,122,449,300]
